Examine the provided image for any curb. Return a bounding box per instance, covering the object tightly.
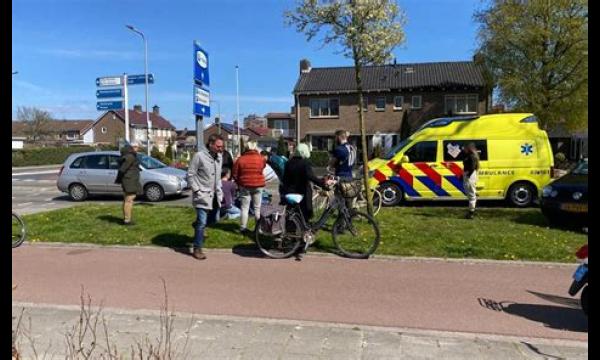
[21,241,577,267]
[12,301,587,348]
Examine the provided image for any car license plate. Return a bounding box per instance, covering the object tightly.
[573,264,588,282]
[560,203,588,213]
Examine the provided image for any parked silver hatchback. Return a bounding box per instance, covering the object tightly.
[57,151,188,202]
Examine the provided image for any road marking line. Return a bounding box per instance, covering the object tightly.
[12,170,59,176]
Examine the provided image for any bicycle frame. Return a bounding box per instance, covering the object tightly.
[288,187,351,238]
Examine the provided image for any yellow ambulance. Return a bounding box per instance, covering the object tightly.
[368,113,554,207]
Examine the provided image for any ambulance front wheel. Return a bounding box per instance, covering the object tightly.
[378,182,403,207]
[507,181,536,207]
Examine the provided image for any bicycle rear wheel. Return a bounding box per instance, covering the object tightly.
[332,210,380,259]
[12,212,26,248]
[353,189,382,216]
[255,214,303,259]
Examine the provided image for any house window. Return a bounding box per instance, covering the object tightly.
[273,120,289,129]
[375,97,386,111]
[309,98,339,118]
[444,94,478,114]
[362,97,368,111]
[411,96,422,109]
[394,96,403,110]
[101,127,107,134]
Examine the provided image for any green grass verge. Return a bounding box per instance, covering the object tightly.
[22,204,586,262]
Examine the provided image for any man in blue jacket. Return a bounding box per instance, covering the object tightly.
[330,129,356,180]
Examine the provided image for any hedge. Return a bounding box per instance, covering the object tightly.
[12,145,118,167]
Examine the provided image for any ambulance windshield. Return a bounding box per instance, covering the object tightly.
[383,137,412,160]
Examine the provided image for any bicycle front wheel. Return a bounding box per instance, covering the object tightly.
[255,214,303,259]
[332,211,380,259]
[312,189,330,220]
[12,212,26,248]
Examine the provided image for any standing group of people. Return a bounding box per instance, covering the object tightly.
[114,128,480,260]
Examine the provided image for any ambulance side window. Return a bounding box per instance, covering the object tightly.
[443,140,488,161]
[405,141,437,163]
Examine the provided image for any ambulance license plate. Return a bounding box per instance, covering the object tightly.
[560,203,588,213]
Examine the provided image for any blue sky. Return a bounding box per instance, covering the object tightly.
[12,0,484,129]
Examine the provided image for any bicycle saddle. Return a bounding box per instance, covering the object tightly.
[285,194,303,204]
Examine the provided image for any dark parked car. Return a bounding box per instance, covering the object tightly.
[541,158,587,226]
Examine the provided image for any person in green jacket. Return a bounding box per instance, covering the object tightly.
[116,141,141,225]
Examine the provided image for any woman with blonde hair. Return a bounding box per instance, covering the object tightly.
[232,140,266,233]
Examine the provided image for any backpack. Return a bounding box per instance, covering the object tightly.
[345,144,357,167]
[258,204,286,236]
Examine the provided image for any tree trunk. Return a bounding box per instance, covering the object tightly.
[353,60,373,216]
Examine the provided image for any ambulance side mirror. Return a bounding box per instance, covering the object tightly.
[401,155,410,163]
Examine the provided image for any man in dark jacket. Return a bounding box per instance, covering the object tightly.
[116,141,141,225]
[462,143,480,219]
[329,129,356,179]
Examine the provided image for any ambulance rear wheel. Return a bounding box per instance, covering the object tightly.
[378,182,403,207]
[507,182,536,207]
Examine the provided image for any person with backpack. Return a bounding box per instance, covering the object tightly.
[330,129,357,180]
[232,140,266,234]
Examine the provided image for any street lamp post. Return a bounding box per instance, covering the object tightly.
[126,25,151,155]
[235,65,241,157]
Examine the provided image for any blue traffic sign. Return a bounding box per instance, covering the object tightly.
[193,85,210,117]
[97,100,124,111]
[96,88,123,98]
[194,42,209,86]
[128,74,154,85]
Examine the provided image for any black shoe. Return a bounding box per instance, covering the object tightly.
[465,211,475,220]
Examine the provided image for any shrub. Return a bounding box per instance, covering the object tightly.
[310,150,331,167]
[12,146,98,167]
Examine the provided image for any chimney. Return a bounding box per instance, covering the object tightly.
[133,104,142,112]
[300,59,311,74]
[152,105,160,115]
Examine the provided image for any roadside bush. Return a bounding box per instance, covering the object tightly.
[309,150,330,167]
[12,146,98,167]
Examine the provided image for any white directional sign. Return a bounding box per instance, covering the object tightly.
[96,76,123,87]
[193,85,211,117]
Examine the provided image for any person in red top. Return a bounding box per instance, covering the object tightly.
[232,140,266,233]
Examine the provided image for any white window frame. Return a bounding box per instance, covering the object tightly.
[444,94,479,115]
[393,96,404,111]
[309,98,340,119]
[411,95,422,109]
[375,96,386,111]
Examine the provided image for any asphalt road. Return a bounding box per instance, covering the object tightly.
[12,244,587,342]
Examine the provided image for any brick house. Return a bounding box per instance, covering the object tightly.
[293,59,491,154]
[92,104,176,152]
[265,112,296,140]
[12,119,94,146]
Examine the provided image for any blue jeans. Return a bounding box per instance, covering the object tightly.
[194,207,220,249]
[221,205,241,220]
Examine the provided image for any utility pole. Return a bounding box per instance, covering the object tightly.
[126,25,151,155]
[235,65,241,157]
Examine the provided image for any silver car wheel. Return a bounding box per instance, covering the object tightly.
[145,184,164,202]
[69,184,87,201]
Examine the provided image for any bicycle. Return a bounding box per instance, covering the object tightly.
[312,183,382,217]
[255,179,380,259]
[12,211,26,248]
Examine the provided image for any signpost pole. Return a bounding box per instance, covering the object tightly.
[123,74,130,143]
[196,115,204,150]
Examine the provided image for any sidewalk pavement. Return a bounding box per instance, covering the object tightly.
[12,303,587,360]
